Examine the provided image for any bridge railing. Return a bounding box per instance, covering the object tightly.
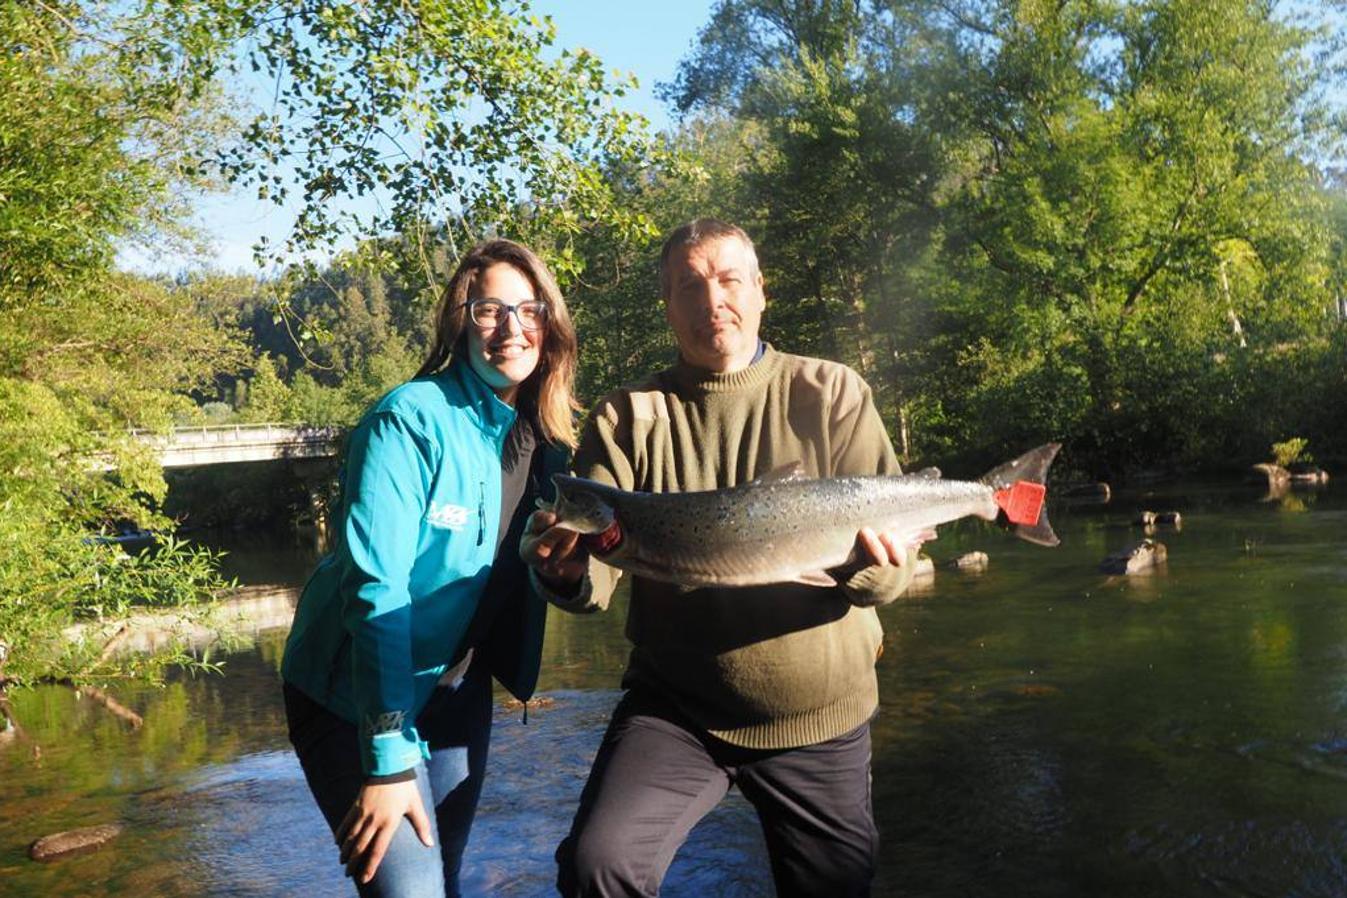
[130,422,343,447]
[99,422,346,468]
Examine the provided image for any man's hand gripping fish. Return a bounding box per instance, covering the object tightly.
[543,443,1061,588]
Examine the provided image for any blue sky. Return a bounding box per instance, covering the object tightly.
[125,1,714,275]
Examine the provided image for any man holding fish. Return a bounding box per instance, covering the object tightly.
[520,217,921,897]
[522,218,1055,897]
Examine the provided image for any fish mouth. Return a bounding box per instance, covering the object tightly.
[549,474,617,534]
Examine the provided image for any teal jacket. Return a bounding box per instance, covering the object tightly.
[282,358,561,777]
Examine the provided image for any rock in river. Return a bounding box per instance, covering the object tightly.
[1251,463,1290,489]
[29,823,123,862]
[1288,464,1330,485]
[1064,482,1111,504]
[1099,539,1168,575]
[947,551,989,572]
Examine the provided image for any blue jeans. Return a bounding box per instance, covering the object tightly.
[284,655,493,898]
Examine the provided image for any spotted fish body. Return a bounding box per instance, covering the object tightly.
[550,443,1061,589]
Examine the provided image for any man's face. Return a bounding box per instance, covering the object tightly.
[663,236,765,373]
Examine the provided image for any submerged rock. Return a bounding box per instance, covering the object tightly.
[29,823,123,862]
[1251,463,1291,489]
[948,551,989,572]
[1155,511,1182,528]
[1064,482,1111,504]
[1099,539,1168,575]
[1288,464,1330,485]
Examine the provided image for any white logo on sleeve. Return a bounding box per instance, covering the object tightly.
[426,500,471,531]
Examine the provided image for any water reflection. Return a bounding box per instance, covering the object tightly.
[2,486,1346,896]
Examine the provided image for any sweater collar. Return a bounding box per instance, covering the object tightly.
[668,342,782,394]
[443,356,517,438]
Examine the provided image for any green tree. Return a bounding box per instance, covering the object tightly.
[922,0,1347,472]
[0,2,245,685]
[0,0,673,685]
[567,117,758,401]
[656,0,1347,473]
[237,353,291,422]
[210,0,668,285]
[662,0,945,456]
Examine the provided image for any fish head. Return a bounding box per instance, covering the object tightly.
[549,475,617,534]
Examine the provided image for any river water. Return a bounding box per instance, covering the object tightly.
[2,482,1345,897]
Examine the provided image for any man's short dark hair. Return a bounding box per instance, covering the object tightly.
[658,218,760,298]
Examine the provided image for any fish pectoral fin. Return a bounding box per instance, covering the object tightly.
[751,461,807,484]
[792,570,841,588]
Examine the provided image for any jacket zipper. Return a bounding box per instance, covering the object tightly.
[476,480,485,546]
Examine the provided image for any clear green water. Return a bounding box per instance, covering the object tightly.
[2,483,1345,896]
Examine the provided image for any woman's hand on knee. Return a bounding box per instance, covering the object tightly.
[336,779,435,884]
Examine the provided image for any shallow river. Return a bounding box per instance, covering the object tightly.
[2,482,1346,896]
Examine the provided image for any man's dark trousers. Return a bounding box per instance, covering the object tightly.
[556,687,878,897]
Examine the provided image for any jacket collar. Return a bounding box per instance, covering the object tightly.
[442,356,517,441]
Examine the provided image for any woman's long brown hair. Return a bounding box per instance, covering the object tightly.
[415,240,579,448]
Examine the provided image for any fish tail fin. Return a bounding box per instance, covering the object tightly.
[978,443,1062,547]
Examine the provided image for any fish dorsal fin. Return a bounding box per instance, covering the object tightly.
[912,467,942,479]
[750,461,806,484]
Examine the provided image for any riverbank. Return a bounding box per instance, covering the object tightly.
[62,585,299,659]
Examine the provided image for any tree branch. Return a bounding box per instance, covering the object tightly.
[63,681,144,729]
[1121,173,1201,317]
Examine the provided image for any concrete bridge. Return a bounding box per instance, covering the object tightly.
[132,422,342,468]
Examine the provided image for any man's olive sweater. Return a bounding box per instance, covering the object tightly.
[556,345,915,750]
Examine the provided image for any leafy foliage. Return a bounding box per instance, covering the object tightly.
[1271,437,1313,467]
[0,0,679,685]
[646,0,1347,475]
[209,0,670,284]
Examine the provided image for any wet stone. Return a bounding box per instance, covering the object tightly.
[28,823,123,862]
[1100,539,1168,575]
[1063,482,1111,503]
[1289,464,1330,485]
[1155,510,1182,528]
[948,551,989,572]
[1251,463,1291,488]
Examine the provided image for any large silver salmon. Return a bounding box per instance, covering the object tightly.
[548,443,1061,588]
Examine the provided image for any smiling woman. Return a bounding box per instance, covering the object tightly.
[279,239,578,897]
[462,267,547,405]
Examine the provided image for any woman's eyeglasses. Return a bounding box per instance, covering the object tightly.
[461,299,548,331]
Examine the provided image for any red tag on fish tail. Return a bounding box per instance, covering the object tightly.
[581,520,623,556]
[994,481,1046,526]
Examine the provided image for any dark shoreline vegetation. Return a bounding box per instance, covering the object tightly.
[3,0,1346,692]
